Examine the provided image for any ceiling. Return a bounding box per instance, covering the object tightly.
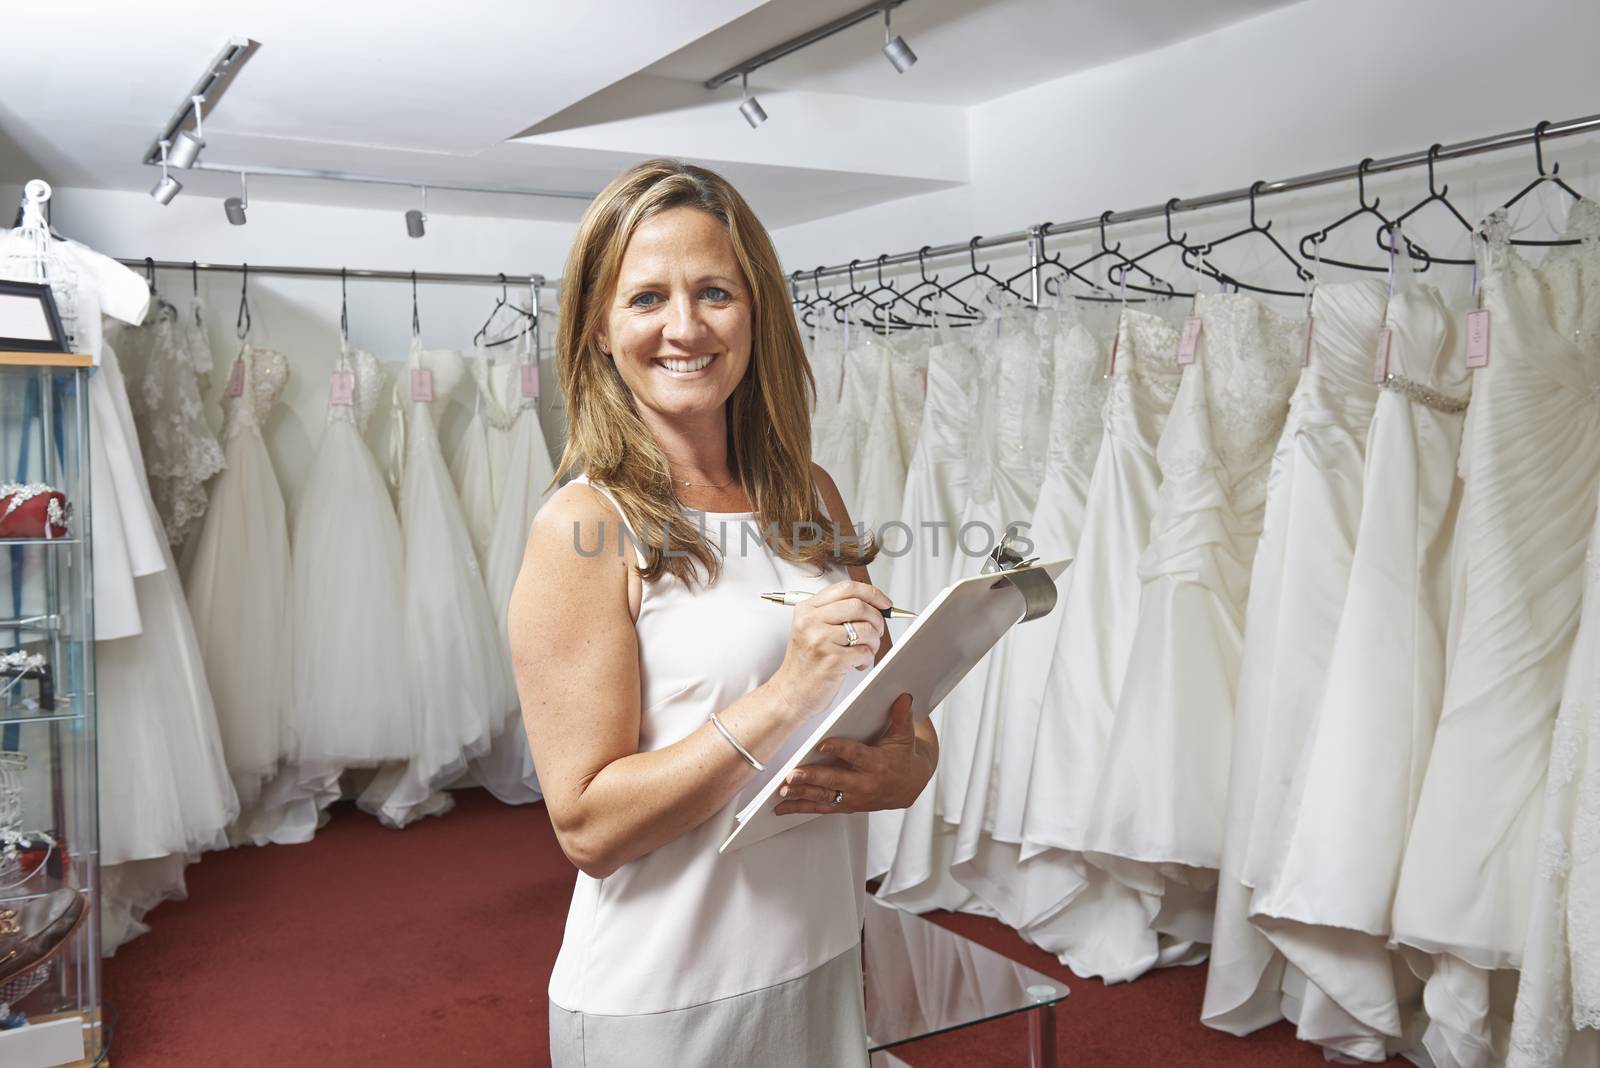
[3,0,1300,227]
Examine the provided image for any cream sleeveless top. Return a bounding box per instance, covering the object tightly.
[547,476,868,1016]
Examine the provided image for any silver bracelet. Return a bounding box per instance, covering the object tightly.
[709,711,764,772]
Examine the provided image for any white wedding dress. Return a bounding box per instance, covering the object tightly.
[109,299,225,549]
[289,346,412,769]
[853,330,929,539]
[808,314,848,461]
[180,345,293,816]
[470,333,557,805]
[360,346,513,828]
[1393,203,1600,1068]
[1200,278,1386,1040]
[95,340,240,952]
[868,317,980,888]
[1508,494,1600,1068]
[1083,292,1301,945]
[1014,308,1184,981]
[950,305,1108,924]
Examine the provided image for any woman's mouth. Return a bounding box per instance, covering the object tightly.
[654,354,716,376]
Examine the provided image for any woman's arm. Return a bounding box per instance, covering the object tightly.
[509,481,889,879]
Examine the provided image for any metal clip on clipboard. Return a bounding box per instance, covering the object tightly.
[982,534,1058,623]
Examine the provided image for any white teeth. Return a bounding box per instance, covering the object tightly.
[658,355,713,373]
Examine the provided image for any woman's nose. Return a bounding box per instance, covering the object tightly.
[663,294,710,346]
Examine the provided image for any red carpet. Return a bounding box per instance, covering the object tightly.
[102,789,1395,1066]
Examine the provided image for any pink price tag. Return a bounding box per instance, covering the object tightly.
[1104,334,1119,380]
[1466,309,1491,369]
[521,362,541,400]
[1301,316,1315,369]
[410,367,435,403]
[1177,316,1203,366]
[329,370,355,407]
[225,359,246,398]
[1373,328,1393,384]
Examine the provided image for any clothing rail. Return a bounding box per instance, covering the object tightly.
[791,111,1600,298]
[120,259,548,289]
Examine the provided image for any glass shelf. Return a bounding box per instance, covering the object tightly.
[863,897,1067,1061]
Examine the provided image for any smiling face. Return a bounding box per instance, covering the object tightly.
[597,206,754,434]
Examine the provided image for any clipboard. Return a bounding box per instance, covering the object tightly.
[719,552,1069,854]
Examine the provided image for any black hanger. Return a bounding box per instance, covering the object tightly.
[857,254,930,331]
[191,261,200,299]
[1184,181,1314,297]
[1298,158,1428,274]
[235,263,251,340]
[476,272,536,347]
[1002,223,1120,304]
[1500,121,1584,248]
[410,270,420,338]
[1113,200,1200,299]
[143,256,157,295]
[1375,145,1477,266]
[339,267,349,343]
[903,246,981,319]
[928,237,1030,314]
[1073,212,1176,301]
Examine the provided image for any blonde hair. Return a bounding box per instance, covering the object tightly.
[554,158,875,585]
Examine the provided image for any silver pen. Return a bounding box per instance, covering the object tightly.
[760,591,917,619]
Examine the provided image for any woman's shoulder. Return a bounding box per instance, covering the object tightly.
[809,463,849,527]
[529,479,633,560]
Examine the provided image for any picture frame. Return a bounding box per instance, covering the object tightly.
[0,280,70,354]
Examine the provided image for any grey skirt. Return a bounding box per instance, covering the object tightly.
[549,943,869,1068]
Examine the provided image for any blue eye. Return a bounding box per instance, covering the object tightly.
[629,292,661,308]
[703,287,730,301]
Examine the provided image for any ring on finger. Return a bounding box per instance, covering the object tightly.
[832,789,845,807]
[843,621,859,647]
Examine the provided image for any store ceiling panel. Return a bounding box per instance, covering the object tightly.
[0,0,1301,225]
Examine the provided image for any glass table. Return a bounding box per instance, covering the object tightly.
[862,897,1068,1066]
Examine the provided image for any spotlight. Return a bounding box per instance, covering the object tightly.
[149,140,182,205]
[406,186,427,238]
[738,72,766,128]
[882,9,917,73]
[224,171,248,225]
[168,96,207,169]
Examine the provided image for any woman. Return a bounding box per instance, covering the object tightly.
[509,159,938,1067]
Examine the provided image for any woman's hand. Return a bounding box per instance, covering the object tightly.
[767,580,890,723]
[773,694,934,815]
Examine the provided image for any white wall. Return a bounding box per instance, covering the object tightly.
[772,0,1600,307]
[3,183,577,512]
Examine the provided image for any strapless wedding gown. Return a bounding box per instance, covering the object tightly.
[1393,203,1600,1068]
[180,345,294,815]
[1200,279,1386,1039]
[360,345,514,828]
[868,318,981,888]
[950,306,1108,925]
[1013,309,1184,982]
[290,346,411,768]
[1084,292,1301,945]
[471,334,557,805]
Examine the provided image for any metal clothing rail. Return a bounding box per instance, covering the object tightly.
[795,111,1600,293]
[120,259,548,288]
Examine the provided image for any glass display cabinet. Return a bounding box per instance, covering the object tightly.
[0,351,103,1068]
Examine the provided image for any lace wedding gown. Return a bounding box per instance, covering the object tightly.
[180,345,293,815]
[1084,292,1301,945]
[360,347,515,828]
[451,348,524,569]
[289,347,412,769]
[1508,491,1600,1068]
[108,299,225,549]
[471,333,557,805]
[1200,278,1386,1040]
[1393,203,1600,1068]
[868,318,980,886]
[951,305,1108,924]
